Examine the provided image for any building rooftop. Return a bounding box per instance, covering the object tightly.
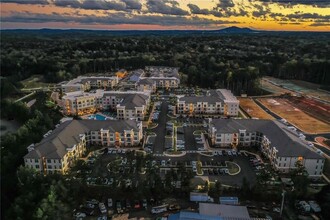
[178,89,238,104]
[24,120,140,159]
[145,66,179,78]
[136,77,156,86]
[210,119,323,159]
[199,203,250,220]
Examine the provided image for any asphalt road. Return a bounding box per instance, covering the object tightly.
[184,126,203,151]
[151,101,169,154]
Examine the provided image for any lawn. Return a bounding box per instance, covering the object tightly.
[20,75,55,89]
[238,98,274,120]
[258,98,330,134]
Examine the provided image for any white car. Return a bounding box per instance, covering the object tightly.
[74,212,86,218]
[192,161,197,166]
[218,151,222,156]
[192,167,197,172]
[108,198,113,208]
[161,160,166,166]
[99,202,107,214]
[232,151,237,156]
[227,151,232,156]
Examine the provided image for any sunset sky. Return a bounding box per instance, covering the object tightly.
[1,0,329,31]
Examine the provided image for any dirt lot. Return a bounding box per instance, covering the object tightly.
[239,98,274,120]
[288,96,330,124]
[258,98,330,134]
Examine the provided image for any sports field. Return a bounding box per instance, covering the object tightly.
[258,98,330,134]
[239,98,274,120]
[261,77,330,103]
[20,75,54,90]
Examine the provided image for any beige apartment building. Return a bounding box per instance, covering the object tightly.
[61,90,150,120]
[61,76,119,93]
[208,119,324,177]
[24,119,143,174]
[177,89,239,117]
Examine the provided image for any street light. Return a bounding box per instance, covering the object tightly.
[280,190,286,218]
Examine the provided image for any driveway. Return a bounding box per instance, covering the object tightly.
[151,101,169,154]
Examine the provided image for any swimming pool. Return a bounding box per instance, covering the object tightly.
[88,114,108,121]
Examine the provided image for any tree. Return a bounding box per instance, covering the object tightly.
[290,160,309,196]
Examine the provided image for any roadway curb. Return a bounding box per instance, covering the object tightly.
[163,151,186,157]
[226,161,241,176]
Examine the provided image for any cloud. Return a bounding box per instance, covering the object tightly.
[214,0,248,17]
[187,3,223,17]
[122,0,142,10]
[53,0,80,8]
[216,0,235,8]
[82,0,126,10]
[1,11,239,26]
[309,22,330,26]
[255,0,330,7]
[1,0,49,4]
[146,0,189,15]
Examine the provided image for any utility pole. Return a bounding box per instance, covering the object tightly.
[280,190,286,218]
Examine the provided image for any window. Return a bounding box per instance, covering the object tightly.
[48,165,52,169]
[35,159,39,163]
[35,165,40,169]
[47,159,51,163]
[316,165,318,169]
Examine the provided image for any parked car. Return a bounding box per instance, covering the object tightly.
[98,203,107,214]
[142,199,147,209]
[108,198,113,208]
[134,200,141,209]
[73,212,86,218]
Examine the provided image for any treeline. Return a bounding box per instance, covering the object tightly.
[1,34,329,95]
[1,92,63,219]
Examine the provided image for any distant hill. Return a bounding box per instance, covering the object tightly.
[1,27,329,38]
[213,26,257,34]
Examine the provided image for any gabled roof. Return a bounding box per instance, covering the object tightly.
[210,119,323,159]
[179,96,223,104]
[136,78,156,86]
[119,94,149,109]
[24,120,140,160]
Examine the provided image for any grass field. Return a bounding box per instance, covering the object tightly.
[239,98,274,120]
[258,98,330,134]
[262,77,330,103]
[20,75,55,89]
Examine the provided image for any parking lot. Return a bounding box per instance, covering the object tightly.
[183,126,206,151]
[150,101,169,154]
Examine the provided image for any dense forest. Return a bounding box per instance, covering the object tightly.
[1,32,330,96]
[1,31,330,219]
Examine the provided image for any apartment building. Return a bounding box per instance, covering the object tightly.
[136,66,180,91]
[136,78,157,92]
[208,119,324,177]
[61,90,150,120]
[61,76,119,93]
[177,89,239,117]
[24,119,143,174]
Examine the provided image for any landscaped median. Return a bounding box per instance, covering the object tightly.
[199,151,213,157]
[163,151,186,157]
[147,123,158,129]
[196,161,203,176]
[193,130,207,135]
[225,161,241,175]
